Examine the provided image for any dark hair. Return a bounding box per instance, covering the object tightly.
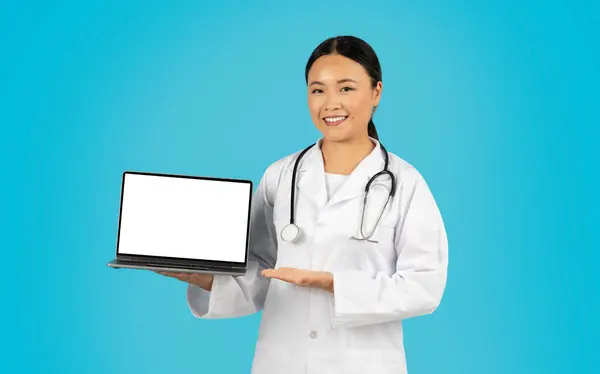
[305,35,382,140]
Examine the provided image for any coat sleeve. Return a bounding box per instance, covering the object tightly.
[186,163,279,319]
[330,167,448,328]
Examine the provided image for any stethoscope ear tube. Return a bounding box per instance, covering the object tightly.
[365,170,395,197]
[289,144,315,226]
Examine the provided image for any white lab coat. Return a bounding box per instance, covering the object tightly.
[187,137,448,374]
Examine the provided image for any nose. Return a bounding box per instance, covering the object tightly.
[323,94,343,112]
[325,103,342,111]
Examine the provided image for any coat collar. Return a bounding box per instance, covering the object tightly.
[295,137,388,210]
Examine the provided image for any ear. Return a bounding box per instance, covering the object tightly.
[372,81,383,106]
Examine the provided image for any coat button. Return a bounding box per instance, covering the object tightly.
[309,330,317,339]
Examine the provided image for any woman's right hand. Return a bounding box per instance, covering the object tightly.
[155,271,214,291]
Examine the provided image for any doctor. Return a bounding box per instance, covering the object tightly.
[158,35,448,374]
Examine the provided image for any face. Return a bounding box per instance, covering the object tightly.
[307,54,382,142]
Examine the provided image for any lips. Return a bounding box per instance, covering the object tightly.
[323,115,348,126]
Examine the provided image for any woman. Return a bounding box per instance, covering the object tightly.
[159,35,448,374]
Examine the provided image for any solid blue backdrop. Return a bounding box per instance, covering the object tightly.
[1,0,598,373]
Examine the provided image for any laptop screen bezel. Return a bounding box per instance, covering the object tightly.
[114,170,253,268]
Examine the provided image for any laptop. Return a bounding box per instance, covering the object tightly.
[107,170,253,276]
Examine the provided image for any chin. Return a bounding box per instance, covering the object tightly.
[321,130,353,143]
[315,120,357,142]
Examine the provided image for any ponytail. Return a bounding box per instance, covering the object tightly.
[368,118,379,140]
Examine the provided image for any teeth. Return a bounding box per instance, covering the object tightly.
[325,116,346,122]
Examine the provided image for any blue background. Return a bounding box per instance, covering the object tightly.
[2,0,598,372]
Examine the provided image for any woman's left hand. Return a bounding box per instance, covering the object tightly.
[261,267,334,293]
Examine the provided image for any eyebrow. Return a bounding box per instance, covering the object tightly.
[309,78,358,86]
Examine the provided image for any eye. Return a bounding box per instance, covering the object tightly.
[311,88,323,94]
[340,86,355,92]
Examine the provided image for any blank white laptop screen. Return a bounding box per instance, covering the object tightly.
[117,173,252,263]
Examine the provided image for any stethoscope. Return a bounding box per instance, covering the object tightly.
[280,142,397,243]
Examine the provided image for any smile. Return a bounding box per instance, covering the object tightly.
[323,116,348,126]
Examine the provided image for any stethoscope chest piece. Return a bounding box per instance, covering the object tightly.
[281,223,300,243]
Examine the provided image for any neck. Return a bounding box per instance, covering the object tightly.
[321,135,375,175]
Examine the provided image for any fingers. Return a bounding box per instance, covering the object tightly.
[261,269,275,277]
[261,268,286,279]
[261,267,292,276]
[155,271,192,282]
[262,268,296,283]
[155,271,179,277]
[261,268,320,288]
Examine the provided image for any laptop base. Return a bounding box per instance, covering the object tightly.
[107,259,246,276]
